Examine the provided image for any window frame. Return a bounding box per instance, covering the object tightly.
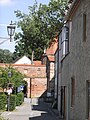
[83,13,87,42]
[61,26,69,59]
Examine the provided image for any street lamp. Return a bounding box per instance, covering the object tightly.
[7,21,16,42]
[0,21,16,44]
[7,71,12,111]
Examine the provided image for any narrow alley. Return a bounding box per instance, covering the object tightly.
[1,98,60,120]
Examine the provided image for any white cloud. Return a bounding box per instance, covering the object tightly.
[0,0,16,6]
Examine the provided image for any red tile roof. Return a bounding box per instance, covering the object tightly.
[33,61,41,66]
[46,37,58,55]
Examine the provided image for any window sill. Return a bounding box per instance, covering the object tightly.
[61,52,70,62]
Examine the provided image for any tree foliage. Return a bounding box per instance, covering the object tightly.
[14,0,69,60]
[0,66,24,92]
[0,49,13,63]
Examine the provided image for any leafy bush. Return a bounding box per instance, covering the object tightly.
[0,94,7,110]
[16,92,24,106]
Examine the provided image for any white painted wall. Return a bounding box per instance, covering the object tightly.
[14,56,31,64]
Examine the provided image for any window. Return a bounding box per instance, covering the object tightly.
[83,13,87,42]
[71,77,75,107]
[61,25,69,59]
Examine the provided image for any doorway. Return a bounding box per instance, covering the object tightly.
[86,81,90,119]
[61,86,66,119]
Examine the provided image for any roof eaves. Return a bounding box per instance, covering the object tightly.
[12,64,46,67]
[66,0,81,21]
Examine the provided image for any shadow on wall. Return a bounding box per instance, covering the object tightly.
[40,77,55,103]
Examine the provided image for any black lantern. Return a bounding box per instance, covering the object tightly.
[7,21,16,42]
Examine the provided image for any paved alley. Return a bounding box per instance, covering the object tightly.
[1,98,60,120]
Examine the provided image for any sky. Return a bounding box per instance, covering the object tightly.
[0,0,50,52]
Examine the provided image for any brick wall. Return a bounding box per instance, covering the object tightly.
[31,78,47,98]
[13,64,47,98]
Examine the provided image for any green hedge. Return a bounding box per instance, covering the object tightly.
[0,116,8,120]
[0,94,7,111]
[0,92,24,111]
[9,94,16,111]
[16,92,24,106]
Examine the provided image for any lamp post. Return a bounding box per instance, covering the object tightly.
[7,71,12,111]
[7,21,16,42]
[8,71,12,83]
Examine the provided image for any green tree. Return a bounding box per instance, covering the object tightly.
[0,49,13,63]
[0,67,8,92]
[8,67,25,88]
[0,66,24,93]
[14,0,68,60]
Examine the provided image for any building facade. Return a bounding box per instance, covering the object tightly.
[57,0,90,119]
